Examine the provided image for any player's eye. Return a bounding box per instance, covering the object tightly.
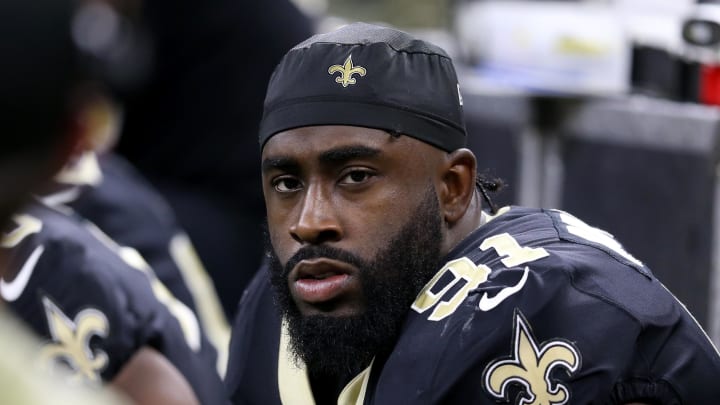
[339,169,374,185]
[273,176,302,193]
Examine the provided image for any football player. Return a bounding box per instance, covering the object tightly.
[43,146,230,375]
[2,198,227,404]
[0,0,226,403]
[0,0,128,403]
[225,23,720,404]
[29,2,230,371]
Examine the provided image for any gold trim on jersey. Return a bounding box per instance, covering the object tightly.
[480,206,511,226]
[278,320,315,405]
[169,233,230,376]
[55,151,103,187]
[84,222,202,353]
[277,320,372,405]
[1,214,43,248]
[337,359,373,405]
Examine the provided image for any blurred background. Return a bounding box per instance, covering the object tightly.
[79,0,720,347]
[290,0,720,346]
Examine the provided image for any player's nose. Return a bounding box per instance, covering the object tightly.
[289,184,342,245]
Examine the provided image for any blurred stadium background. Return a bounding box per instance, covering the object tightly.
[289,0,720,346]
[69,0,720,348]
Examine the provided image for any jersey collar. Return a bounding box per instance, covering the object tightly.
[277,319,373,405]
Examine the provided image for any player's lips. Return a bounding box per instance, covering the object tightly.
[289,258,358,304]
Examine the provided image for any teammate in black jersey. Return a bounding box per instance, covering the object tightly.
[0,0,225,402]
[2,199,227,404]
[225,23,720,404]
[43,150,230,375]
[0,0,128,403]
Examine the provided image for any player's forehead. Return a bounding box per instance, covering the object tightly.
[261,125,395,159]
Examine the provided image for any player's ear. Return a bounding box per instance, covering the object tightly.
[438,148,477,225]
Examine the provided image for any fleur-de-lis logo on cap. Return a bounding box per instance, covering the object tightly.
[483,310,581,405]
[328,55,366,87]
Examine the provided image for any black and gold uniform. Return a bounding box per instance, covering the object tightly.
[1,200,226,404]
[54,151,229,374]
[226,207,720,404]
[0,309,129,404]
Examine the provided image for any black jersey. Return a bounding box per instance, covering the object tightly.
[47,152,229,373]
[226,206,720,404]
[0,200,227,404]
[66,152,198,310]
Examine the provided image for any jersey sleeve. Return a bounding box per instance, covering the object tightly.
[2,210,228,404]
[69,154,230,375]
[372,209,720,404]
[443,258,720,404]
[5,234,151,382]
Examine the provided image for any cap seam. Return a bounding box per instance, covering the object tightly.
[291,41,453,60]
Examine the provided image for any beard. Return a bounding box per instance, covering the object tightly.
[266,186,444,381]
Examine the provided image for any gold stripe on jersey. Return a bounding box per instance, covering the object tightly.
[277,320,373,405]
[169,233,230,376]
[278,320,315,405]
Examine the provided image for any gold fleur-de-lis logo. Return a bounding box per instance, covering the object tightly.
[483,310,581,405]
[327,55,366,87]
[38,296,109,384]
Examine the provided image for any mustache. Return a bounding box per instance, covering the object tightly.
[282,245,369,277]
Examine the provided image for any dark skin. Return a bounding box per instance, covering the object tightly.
[262,125,482,319]
[262,125,654,405]
[262,125,479,400]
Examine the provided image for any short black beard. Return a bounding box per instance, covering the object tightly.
[266,186,444,383]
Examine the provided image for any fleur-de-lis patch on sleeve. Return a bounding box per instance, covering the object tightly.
[482,310,581,405]
[328,55,366,87]
[38,296,110,384]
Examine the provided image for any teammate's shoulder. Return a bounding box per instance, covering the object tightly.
[1,201,143,306]
[3,203,89,277]
[8,201,85,241]
[82,153,176,226]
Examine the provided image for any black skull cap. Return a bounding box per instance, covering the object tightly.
[258,22,467,152]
